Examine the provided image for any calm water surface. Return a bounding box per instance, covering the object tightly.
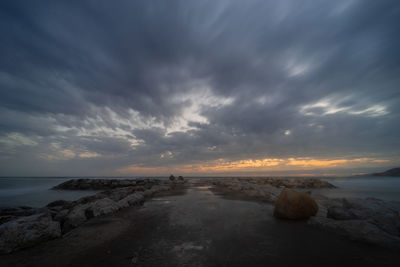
[319,175,400,201]
[0,177,98,208]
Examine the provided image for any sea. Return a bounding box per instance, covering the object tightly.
[0,176,399,208]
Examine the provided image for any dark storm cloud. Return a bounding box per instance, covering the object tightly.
[0,0,400,175]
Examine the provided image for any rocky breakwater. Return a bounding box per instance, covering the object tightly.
[53,178,147,190]
[210,177,400,249]
[0,178,185,254]
[208,177,334,203]
[309,196,400,249]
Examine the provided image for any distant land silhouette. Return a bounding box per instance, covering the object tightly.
[372,167,400,177]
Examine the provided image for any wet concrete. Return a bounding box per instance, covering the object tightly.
[2,184,400,266]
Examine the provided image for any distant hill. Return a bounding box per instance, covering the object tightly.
[372,168,400,177]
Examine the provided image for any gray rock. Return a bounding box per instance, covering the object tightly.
[209,179,280,203]
[309,217,400,249]
[46,200,71,208]
[118,193,145,208]
[0,216,16,225]
[102,186,137,202]
[310,197,400,249]
[53,178,153,190]
[53,209,69,223]
[63,203,90,231]
[63,198,120,230]
[327,206,358,220]
[0,213,61,254]
[0,206,40,217]
[329,198,400,236]
[143,188,157,197]
[0,180,174,252]
[85,198,120,218]
[209,177,334,191]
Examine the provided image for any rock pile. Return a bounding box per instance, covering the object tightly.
[53,178,154,190]
[209,178,280,202]
[0,212,61,254]
[0,178,181,254]
[208,177,334,203]
[235,177,335,189]
[209,177,400,249]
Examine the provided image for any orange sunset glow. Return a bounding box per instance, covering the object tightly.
[117,157,394,175]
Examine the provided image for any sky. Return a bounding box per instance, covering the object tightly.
[0,0,400,177]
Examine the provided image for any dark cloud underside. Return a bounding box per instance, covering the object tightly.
[0,0,399,176]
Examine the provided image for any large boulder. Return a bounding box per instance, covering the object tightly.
[0,213,61,254]
[273,188,319,219]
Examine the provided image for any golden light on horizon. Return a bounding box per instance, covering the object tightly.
[117,157,392,175]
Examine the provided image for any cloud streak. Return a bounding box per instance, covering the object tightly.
[0,0,399,176]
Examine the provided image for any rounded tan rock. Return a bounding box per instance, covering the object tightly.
[273,188,318,219]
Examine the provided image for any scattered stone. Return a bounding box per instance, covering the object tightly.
[273,188,319,219]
